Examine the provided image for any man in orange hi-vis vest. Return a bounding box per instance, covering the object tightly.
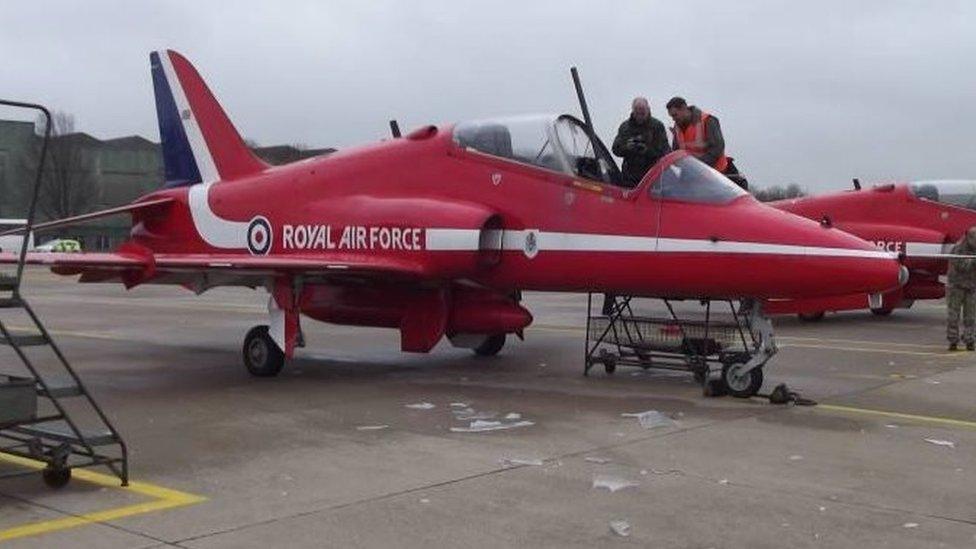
[666,97,747,189]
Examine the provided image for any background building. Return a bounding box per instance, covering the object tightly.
[0,118,332,250]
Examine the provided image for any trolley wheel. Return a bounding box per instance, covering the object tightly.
[604,359,617,375]
[797,311,825,322]
[870,307,893,317]
[42,466,71,489]
[722,363,764,398]
[243,325,285,377]
[474,334,506,357]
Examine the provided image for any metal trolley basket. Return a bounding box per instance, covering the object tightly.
[584,294,775,397]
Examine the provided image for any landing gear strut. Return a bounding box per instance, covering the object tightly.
[243,325,284,377]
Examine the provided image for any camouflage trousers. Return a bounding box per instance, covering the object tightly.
[947,285,976,344]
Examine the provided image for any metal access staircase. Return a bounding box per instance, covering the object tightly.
[0,99,127,488]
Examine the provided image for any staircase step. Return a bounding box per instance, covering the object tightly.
[8,420,118,447]
[37,377,83,399]
[0,334,48,347]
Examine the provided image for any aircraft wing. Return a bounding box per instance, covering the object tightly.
[0,249,429,290]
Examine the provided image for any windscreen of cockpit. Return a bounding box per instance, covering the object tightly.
[453,116,564,172]
[909,180,976,209]
[648,155,748,204]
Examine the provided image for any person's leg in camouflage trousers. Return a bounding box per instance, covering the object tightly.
[947,285,965,349]
[964,288,976,350]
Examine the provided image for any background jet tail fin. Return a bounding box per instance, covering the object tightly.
[150,49,267,188]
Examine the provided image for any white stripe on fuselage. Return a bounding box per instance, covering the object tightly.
[188,181,249,249]
[425,229,895,259]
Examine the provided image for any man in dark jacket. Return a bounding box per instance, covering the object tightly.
[612,97,671,187]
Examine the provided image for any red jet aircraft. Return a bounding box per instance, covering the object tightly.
[770,181,976,319]
[0,50,905,389]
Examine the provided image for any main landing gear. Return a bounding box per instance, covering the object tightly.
[474,334,506,357]
[243,325,285,377]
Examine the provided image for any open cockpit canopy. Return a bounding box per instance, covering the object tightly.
[453,114,624,186]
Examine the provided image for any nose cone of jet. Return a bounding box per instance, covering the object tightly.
[746,204,903,299]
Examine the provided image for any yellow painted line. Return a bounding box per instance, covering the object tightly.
[4,326,129,342]
[779,342,968,359]
[818,404,976,430]
[0,454,205,543]
[533,324,962,357]
[778,335,948,350]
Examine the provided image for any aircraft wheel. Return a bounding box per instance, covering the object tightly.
[473,334,506,357]
[722,363,763,398]
[797,312,825,322]
[243,325,284,377]
[870,307,894,317]
[42,466,71,489]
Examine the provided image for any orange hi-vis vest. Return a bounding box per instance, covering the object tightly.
[674,111,728,172]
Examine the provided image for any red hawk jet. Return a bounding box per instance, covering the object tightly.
[1,51,903,384]
[771,180,976,319]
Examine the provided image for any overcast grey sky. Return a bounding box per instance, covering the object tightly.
[1,0,973,191]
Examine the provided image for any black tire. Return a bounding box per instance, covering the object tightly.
[722,363,763,398]
[42,466,71,489]
[798,312,825,322]
[243,325,285,377]
[870,307,894,317]
[474,334,506,357]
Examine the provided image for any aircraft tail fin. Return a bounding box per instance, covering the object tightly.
[150,50,267,188]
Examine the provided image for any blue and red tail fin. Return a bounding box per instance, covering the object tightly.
[150,50,267,188]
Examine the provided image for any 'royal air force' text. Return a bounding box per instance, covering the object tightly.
[282,225,424,251]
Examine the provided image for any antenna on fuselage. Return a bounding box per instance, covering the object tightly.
[852,178,862,191]
[389,119,402,138]
[570,66,594,134]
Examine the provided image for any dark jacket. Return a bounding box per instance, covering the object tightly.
[948,238,976,289]
[671,106,725,169]
[612,115,671,186]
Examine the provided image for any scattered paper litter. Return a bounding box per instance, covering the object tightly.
[924,438,956,449]
[885,424,899,429]
[501,457,544,467]
[355,425,389,431]
[718,479,729,485]
[449,402,469,408]
[788,454,804,461]
[592,475,640,493]
[451,419,535,433]
[903,522,918,529]
[504,412,522,420]
[419,498,430,504]
[405,402,436,410]
[609,520,631,537]
[924,379,941,385]
[585,457,611,464]
[818,506,826,512]
[621,410,676,429]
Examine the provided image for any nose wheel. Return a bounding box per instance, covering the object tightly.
[243,325,285,377]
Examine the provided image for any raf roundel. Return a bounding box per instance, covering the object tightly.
[247,216,273,255]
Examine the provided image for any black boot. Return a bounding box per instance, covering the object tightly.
[967,342,975,351]
[949,342,959,351]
